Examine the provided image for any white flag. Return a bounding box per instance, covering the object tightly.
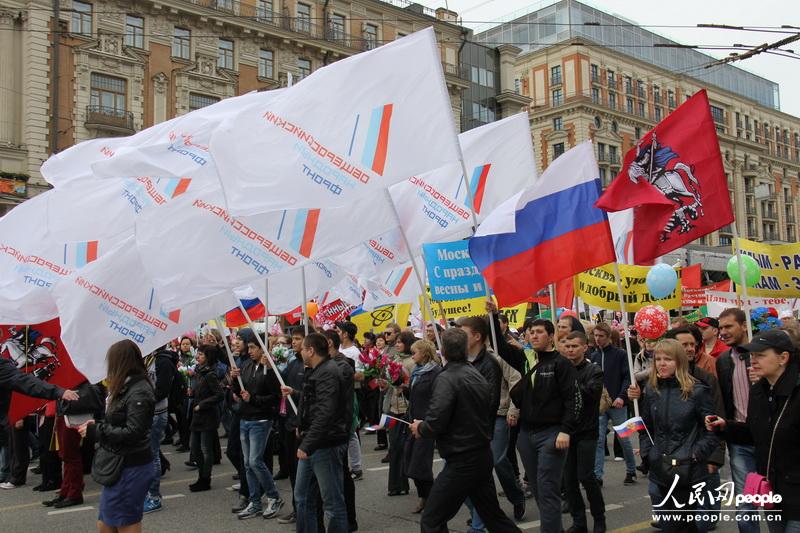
[210,28,461,215]
[41,137,132,188]
[331,227,409,281]
[46,176,196,242]
[266,260,345,315]
[362,262,420,309]
[324,273,365,308]
[0,194,122,323]
[52,239,234,383]
[608,209,635,264]
[91,91,281,182]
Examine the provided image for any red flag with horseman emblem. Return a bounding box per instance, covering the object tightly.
[595,90,734,264]
[1,319,86,423]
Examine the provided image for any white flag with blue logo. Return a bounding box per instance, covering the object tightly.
[209,28,461,215]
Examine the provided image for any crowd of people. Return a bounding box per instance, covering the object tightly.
[1,303,799,533]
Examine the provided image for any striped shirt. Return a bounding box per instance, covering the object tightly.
[731,348,750,423]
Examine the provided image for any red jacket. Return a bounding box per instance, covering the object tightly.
[706,338,727,358]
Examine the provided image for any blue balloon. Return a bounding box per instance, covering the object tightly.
[645,264,679,299]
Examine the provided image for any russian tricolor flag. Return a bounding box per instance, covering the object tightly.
[364,413,407,432]
[226,296,266,328]
[468,142,616,307]
[613,416,646,438]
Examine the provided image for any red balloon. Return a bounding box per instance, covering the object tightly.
[634,305,669,340]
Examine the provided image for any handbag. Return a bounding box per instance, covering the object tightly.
[658,455,692,488]
[599,387,613,414]
[91,445,124,487]
[58,382,104,416]
[743,393,790,509]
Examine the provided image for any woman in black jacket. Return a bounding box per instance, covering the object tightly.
[639,339,717,533]
[78,340,155,533]
[403,339,442,514]
[188,344,224,492]
[707,329,800,532]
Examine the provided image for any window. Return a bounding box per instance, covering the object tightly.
[297,58,311,80]
[71,1,92,35]
[551,88,562,106]
[668,90,675,108]
[124,15,144,48]
[330,13,346,41]
[624,76,632,94]
[594,116,602,129]
[599,167,608,187]
[607,70,615,88]
[591,87,600,104]
[485,70,494,88]
[608,92,616,110]
[551,65,562,85]
[655,107,662,121]
[635,126,642,139]
[709,105,724,125]
[590,64,599,82]
[216,0,234,11]
[479,68,487,86]
[609,145,618,164]
[218,38,234,69]
[471,67,479,84]
[626,97,633,114]
[256,0,274,22]
[172,27,190,59]
[611,120,618,133]
[189,93,220,111]
[90,73,126,113]
[296,3,311,33]
[553,117,562,131]
[638,102,645,117]
[258,49,274,79]
[637,80,645,98]
[653,85,660,102]
[597,142,606,160]
[553,143,565,159]
[363,24,378,50]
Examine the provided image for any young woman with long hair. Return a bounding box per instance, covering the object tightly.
[188,344,224,492]
[78,340,155,533]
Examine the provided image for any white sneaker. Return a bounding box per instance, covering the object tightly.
[262,497,285,519]
[0,482,20,489]
[613,457,624,462]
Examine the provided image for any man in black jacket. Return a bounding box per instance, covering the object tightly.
[590,322,636,485]
[714,308,759,533]
[293,332,348,533]
[562,332,606,533]
[410,327,521,533]
[510,319,580,533]
[230,334,284,520]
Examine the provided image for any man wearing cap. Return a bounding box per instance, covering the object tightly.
[335,321,364,481]
[697,317,727,358]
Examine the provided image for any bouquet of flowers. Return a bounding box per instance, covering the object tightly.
[751,307,782,333]
[386,359,409,387]
[359,348,390,390]
[271,344,290,366]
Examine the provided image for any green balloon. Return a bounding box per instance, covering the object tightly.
[726,254,761,287]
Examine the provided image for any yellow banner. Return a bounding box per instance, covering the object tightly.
[576,263,682,312]
[736,238,800,297]
[420,294,528,329]
[351,304,411,341]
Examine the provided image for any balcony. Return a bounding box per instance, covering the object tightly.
[591,72,600,83]
[85,105,135,134]
[747,228,759,239]
[745,205,757,216]
[763,210,778,221]
[719,224,733,234]
[787,213,795,223]
[764,231,780,241]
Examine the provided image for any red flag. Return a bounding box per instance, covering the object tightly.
[681,264,702,289]
[0,319,86,423]
[596,90,734,263]
[527,276,575,309]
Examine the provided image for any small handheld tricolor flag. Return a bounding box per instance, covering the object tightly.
[613,416,646,439]
[364,413,409,432]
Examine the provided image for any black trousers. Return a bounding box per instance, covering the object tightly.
[653,484,698,533]
[225,414,249,498]
[507,424,521,478]
[420,446,521,533]
[38,416,61,486]
[10,418,34,485]
[565,438,606,528]
[413,479,433,499]
[280,422,299,511]
[387,415,409,493]
[190,430,216,479]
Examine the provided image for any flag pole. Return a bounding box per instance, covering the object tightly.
[731,225,754,341]
[235,300,298,414]
[383,190,443,350]
[549,282,558,323]
[457,158,500,353]
[217,315,245,390]
[301,265,310,336]
[421,253,451,331]
[612,262,640,418]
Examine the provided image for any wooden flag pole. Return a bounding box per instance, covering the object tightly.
[612,262,640,418]
[301,266,310,336]
[217,315,245,390]
[731,224,754,341]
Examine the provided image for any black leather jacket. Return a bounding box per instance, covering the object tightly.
[190,364,223,433]
[233,357,281,421]
[0,357,64,429]
[298,358,347,455]
[639,377,718,487]
[418,360,493,459]
[573,358,604,441]
[97,374,155,467]
[470,348,501,422]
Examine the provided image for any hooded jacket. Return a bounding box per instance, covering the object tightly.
[232,357,281,421]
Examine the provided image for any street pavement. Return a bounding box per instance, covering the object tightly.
[0,431,745,532]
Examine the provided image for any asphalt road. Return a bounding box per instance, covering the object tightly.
[0,432,749,532]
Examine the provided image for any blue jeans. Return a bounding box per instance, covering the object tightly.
[729,443,761,533]
[696,470,722,533]
[0,444,9,483]
[467,417,526,531]
[240,419,279,506]
[595,407,636,479]
[147,411,168,500]
[295,443,348,533]
[517,426,567,533]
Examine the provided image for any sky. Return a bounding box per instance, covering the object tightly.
[416,0,800,118]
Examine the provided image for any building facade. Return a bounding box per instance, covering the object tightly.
[0,0,473,214]
[476,0,800,248]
